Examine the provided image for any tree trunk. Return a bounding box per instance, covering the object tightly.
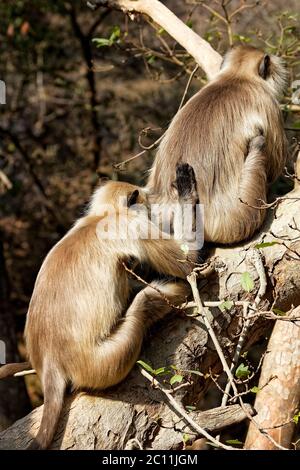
[245,306,300,450]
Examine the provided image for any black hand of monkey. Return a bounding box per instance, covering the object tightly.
[175,163,197,198]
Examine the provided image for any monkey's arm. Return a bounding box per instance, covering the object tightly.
[141,238,195,280]
[239,134,267,205]
[140,163,200,279]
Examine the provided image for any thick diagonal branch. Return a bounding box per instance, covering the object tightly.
[88,0,222,79]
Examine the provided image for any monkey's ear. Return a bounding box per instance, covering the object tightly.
[127,189,139,207]
[258,54,271,79]
[97,176,110,188]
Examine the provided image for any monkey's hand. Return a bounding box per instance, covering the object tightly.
[175,163,198,201]
[248,134,266,153]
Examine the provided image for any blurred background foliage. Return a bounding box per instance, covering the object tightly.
[0,0,299,425]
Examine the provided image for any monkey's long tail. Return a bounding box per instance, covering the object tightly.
[0,362,31,379]
[28,364,66,450]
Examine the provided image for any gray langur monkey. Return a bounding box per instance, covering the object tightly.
[147,46,288,244]
[0,163,199,450]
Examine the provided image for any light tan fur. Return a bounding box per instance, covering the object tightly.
[147,46,288,244]
[21,174,198,449]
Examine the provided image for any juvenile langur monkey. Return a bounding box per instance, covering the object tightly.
[0,163,199,450]
[147,46,288,244]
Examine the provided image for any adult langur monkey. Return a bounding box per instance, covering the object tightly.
[147,46,288,244]
[0,163,199,450]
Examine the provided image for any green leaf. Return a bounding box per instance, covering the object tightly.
[226,439,243,445]
[186,20,193,28]
[293,411,300,424]
[219,300,234,312]
[92,37,112,48]
[153,366,170,376]
[147,54,156,65]
[137,360,155,374]
[110,25,121,42]
[157,27,165,35]
[255,241,279,249]
[185,405,196,412]
[241,272,254,293]
[204,32,214,43]
[233,34,251,43]
[180,243,190,255]
[272,308,286,316]
[93,25,121,48]
[250,386,260,394]
[185,369,204,377]
[182,433,192,444]
[170,374,184,386]
[235,363,250,379]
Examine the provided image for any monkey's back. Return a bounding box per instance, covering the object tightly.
[25,217,129,376]
[148,75,285,243]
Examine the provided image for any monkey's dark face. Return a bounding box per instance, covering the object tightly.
[220,45,288,99]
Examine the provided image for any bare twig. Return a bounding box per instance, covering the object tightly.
[14,369,36,377]
[188,270,288,450]
[220,249,266,432]
[122,262,187,310]
[187,271,239,398]
[113,63,199,170]
[177,64,199,110]
[239,196,300,211]
[139,367,236,450]
[221,301,250,407]
[0,170,12,191]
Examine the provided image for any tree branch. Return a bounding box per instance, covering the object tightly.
[67,2,108,170]
[87,0,222,79]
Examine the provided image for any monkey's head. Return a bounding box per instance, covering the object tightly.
[220,45,288,100]
[88,180,149,216]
